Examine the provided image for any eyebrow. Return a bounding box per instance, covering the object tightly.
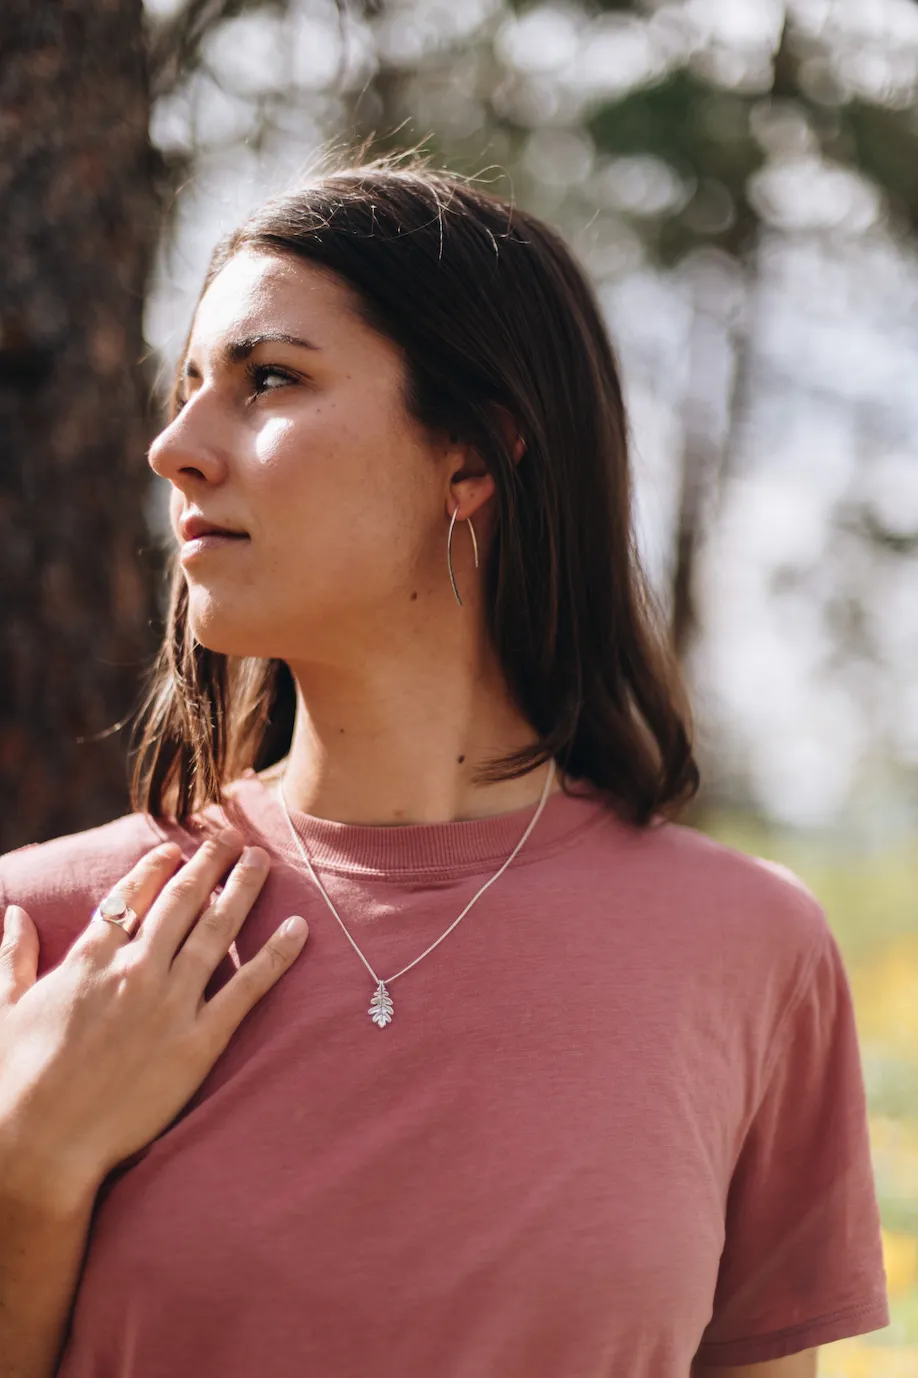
[181,331,321,380]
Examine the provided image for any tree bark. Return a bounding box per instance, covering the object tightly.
[669,287,749,665]
[669,302,726,664]
[0,0,164,850]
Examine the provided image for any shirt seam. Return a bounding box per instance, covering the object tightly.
[725,916,828,1173]
[262,797,614,881]
[694,1291,890,1355]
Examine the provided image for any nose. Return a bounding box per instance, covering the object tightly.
[147,388,229,489]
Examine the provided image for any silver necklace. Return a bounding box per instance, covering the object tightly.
[277,758,557,1027]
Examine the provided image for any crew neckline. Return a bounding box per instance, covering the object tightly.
[222,766,614,881]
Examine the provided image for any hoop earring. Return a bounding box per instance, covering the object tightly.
[447,504,479,608]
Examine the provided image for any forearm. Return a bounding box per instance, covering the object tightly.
[0,1164,97,1378]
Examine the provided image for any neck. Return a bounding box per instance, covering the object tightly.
[273,642,560,827]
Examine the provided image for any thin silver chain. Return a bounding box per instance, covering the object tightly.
[277,758,556,1015]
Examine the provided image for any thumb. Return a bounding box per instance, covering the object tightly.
[0,905,39,1001]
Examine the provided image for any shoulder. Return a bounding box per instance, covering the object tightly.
[0,807,218,976]
[1,811,166,898]
[646,816,820,907]
[596,807,830,967]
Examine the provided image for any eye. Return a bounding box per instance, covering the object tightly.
[244,362,298,399]
[171,362,299,415]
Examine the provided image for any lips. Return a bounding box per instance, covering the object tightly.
[179,516,249,542]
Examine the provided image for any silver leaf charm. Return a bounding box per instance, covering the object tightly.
[368,980,394,1028]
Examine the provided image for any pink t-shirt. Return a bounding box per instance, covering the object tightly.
[0,771,889,1376]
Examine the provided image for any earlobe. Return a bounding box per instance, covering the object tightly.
[448,471,496,522]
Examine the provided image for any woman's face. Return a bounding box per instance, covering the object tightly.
[148,248,473,664]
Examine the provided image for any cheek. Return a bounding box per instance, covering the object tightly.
[252,418,309,499]
[252,412,425,552]
[177,369,448,657]
[252,413,368,504]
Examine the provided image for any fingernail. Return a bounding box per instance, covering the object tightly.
[242,844,269,864]
[281,915,308,940]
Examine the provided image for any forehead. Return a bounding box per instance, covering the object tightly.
[187,249,355,353]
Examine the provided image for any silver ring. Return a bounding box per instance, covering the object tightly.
[93,890,140,938]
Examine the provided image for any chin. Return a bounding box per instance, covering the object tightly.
[185,592,272,660]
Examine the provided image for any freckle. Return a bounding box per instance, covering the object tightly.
[410,590,418,600]
[458,754,465,764]
[394,809,404,817]
[339,727,345,734]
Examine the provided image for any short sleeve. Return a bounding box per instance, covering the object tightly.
[693,916,891,1367]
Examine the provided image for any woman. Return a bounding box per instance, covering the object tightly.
[0,156,889,1378]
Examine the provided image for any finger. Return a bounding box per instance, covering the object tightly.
[72,843,185,963]
[168,845,272,994]
[138,827,247,962]
[198,915,308,1051]
[0,905,39,1004]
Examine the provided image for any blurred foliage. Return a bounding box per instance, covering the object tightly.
[584,6,918,254]
[843,98,918,232]
[588,71,765,261]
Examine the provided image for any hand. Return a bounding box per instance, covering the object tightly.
[0,829,308,1213]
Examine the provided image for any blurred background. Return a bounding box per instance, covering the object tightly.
[2,0,917,1369]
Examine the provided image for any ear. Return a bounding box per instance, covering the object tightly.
[447,468,496,522]
[493,403,527,465]
[445,405,526,520]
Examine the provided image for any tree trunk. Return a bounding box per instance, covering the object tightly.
[669,289,749,665]
[0,0,164,850]
[669,303,724,663]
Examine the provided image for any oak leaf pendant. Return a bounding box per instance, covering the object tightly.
[368,980,394,1028]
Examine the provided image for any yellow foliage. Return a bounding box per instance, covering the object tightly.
[881,1227,918,1296]
[852,935,918,1060]
[819,1341,918,1377]
[869,1115,918,1203]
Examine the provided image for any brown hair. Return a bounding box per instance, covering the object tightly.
[130,152,699,826]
